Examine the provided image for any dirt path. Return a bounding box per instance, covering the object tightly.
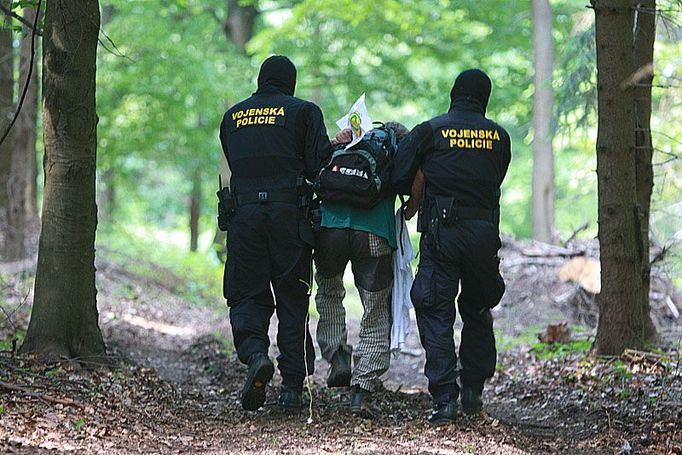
[96,268,679,454]
[1,257,681,453]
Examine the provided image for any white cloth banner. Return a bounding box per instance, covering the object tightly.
[335,93,373,150]
[391,209,414,354]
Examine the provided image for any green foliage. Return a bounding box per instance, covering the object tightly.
[97,0,252,244]
[530,339,592,360]
[0,0,44,33]
[0,329,25,352]
[97,225,224,305]
[91,0,681,247]
[496,325,545,352]
[554,11,597,132]
[45,366,65,378]
[608,361,634,382]
[70,418,86,430]
[0,337,13,351]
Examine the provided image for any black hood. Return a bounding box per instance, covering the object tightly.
[256,55,296,96]
[449,69,492,113]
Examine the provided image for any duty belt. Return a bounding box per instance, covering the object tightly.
[430,196,499,224]
[235,190,298,206]
[453,206,497,222]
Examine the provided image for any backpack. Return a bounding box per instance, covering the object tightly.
[315,124,398,209]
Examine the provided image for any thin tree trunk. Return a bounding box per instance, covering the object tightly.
[0,10,13,225]
[633,0,656,333]
[20,0,106,361]
[224,0,258,54]
[20,7,40,223]
[5,6,39,260]
[531,0,556,244]
[592,0,656,355]
[97,167,115,221]
[189,169,201,252]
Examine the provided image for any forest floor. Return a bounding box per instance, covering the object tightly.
[0,238,681,454]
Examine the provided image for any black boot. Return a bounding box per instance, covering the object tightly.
[428,401,458,426]
[349,385,371,415]
[240,353,274,411]
[278,385,303,410]
[327,348,351,388]
[460,384,483,415]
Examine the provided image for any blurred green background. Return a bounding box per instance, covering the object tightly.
[89,0,681,296]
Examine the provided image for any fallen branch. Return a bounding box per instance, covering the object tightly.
[503,257,566,268]
[0,379,85,409]
[622,349,663,361]
[563,222,590,247]
[521,241,586,258]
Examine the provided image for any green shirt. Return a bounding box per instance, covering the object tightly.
[320,197,397,249]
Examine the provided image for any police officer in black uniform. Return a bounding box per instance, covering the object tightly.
[219,55,331,411]
[391,69,511,425]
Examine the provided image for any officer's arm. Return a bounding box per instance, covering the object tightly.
[301,103,333,181]
[391,121,432,195]
[219,114,232,171]
[500,129,512,184]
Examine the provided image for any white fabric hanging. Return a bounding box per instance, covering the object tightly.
[391,208,414,354]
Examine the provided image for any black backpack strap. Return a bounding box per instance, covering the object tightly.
[397,194,407,255]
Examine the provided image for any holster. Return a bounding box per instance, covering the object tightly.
[216,186,236,232]
[297,176,316,248]
[421,196,457,253]
[310,199,322,232]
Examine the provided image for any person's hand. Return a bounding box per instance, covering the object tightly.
[330,128,353,146]
[403,169,425,220]
[403,197,420,220]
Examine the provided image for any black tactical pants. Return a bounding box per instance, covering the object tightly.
[224,202,315,391]
[411,219,505,405]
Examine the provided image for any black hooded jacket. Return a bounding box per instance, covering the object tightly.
[391,70,511,211]
[220,56,332,195]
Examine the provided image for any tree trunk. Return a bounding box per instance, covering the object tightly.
[592,0,656,355]
[189,169,201,252]
[20,7,40,223]
[531,0,556,244]
[0,10,13,226]
[20,0,106,362]
[5,6,40,260]
[224,0,258,54]
[633,0,656,336]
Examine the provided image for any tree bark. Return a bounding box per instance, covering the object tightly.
[633,0,656,337]
[592,0,656,355]
[531,0,556,244]
[0,8,13,226]
[189,169,201,252]
[5,6,40,260]
[20,0,106,361]
[224,0,258,54]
